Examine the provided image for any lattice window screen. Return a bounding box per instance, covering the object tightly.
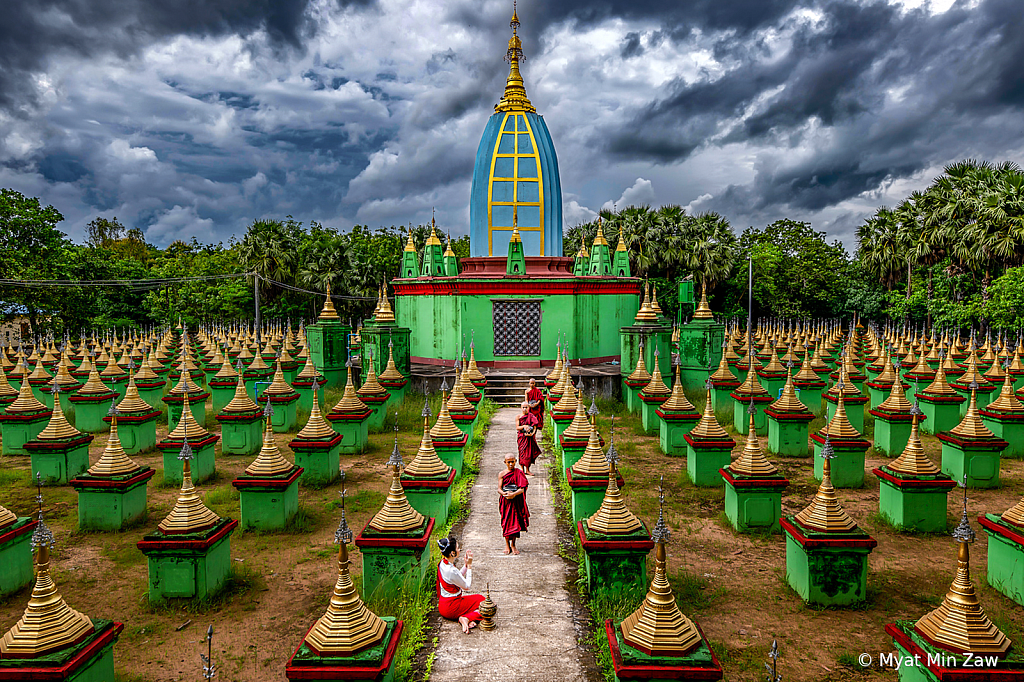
[492,300,541,356]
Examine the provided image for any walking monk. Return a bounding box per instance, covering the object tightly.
[516,402,541,475]
[436,535,484,633]
[499,454,529,555]
[524,377,544,421]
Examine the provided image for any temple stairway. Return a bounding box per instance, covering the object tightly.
[429,408,587,681]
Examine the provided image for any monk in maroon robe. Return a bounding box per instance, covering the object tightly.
[517,402,542,475]
[525,378,544,421]
[499,455,529,555]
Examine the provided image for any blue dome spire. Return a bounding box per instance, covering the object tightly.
[469,5,562,257]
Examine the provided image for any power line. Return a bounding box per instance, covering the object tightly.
[0,273,252,288]
[259,276,377,301]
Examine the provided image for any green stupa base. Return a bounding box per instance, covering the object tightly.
[289,435,344,486]
[824,396,867,435]
[781,516,876,606]
[578,520,652,601]
[70,469,155,531]
[242,371,273,399]
[433,438,467,480]
[980,413,1024,459]
[217,415,263,456]
[872,412,912,457]
[136,384,166,412]
[952,384,997,417]
[361,395,390,432]
[354,518,435,599]
[867,384,899,411]
[327,412,370,454]
[159,435,218,485]
[286,618,402,682]
[208,384,236,415]
[26,436,94,485]
[979,514,1024,607]
[164,396,208,431]
[67,397,115,433]
[623,383,643,415]
[657,412,699,457]
[685,443,730,487]
[721,470,788,533]
[886,620,1024,682]
[293,383,327,413]
[917,396,966,435]
[306,320,352,390]
[0,620,124,682]
[0,517,37,597]
[559,439,588,473]
[0,413,51,456]
[604,618,723,682]
[567,469,624,525]
[639,397,666,435]
[550,413,574,451]
[234,468,302,532]
[402,470,455,525]
[811,434,869,488]
[731,397,771,435]
[758,375,787,403]
[450,412,477,446]
[137,519,237,602]
[381,381,407,409]
[30,381,54,408]
[794,385,825,416]
[873,468,954,533]
[102,378,128,404]
[766,414,813,457]
[259,394,300,433]
[104,412,159,455]
[709,384,739,422]
[938,432,1007,488]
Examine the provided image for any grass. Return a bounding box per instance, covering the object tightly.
[146,564,265,616]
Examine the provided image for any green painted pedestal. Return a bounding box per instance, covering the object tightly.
[449,410,477,446]
[938,432,1008,488]
[102,410,159,455]
[766,411,813,457]
[684,435,736,488]
[657,409,699,457]
[433,436,467,480]
[164,393,209,431]
[326,410,371,454]
[0,620,124,682]
[25,434,94,485]
[886,620,1024,682]
[979,514,1024,607]
[721,469,788,533]
[793,381,826,416]
[811,434,870,488]
[567,469,624,524]
[0,517,37,597]
[208,379,237,415]
[824,394,868,435]
[67,394,116,433]
[869,410,917,458]
[259,393,300,433]
[873,467,955,532]
[306,321,352,389]
[286,618,403,682]
[604,619,723,682]
[158,434,218,485]
[233,467,303,531]
[136,380,167,412]
[709,381,740,422]
[550,411,575,451]
[354,518,435,598]
[731,394,772,435]
[781,516,876,606]
[757,370,788,403]
[623,379,645,415]
[293,378,326,413]
[359,393,390,433]
[0,410,51,456]
[917,394,966,436]
[951,381,997,417]
[216,413,263,456]
[289,433,344,487]
[980,411,1024,459]
[402,469,455,525]
[380,379,408,410]
[867,380,906,411]
[70,468,156,531]
[578,519,653,600]
[560,437,589,473]
[639,395,667,435]
[137,518,237,602]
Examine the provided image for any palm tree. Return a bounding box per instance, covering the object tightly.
[238,219,300,297]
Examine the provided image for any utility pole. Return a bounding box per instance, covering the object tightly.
[254,274,261,347]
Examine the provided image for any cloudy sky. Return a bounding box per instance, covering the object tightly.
[2,0,1022,249]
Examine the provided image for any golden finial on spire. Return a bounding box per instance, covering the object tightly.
[510,206,522,243]
[369,422,426,532]
[494,1,536,114]
[692,279,714,320]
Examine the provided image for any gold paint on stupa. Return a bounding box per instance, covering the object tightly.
[116,369,154,413]
[27,360,52,383]
[692,280,714,320]
[369,440,425,533]
[770,368,810,414]
[634,281,658,323]
[295,352,323,382]
[222,373,259,413]
[986,371,1024,413]
[245,416,295,477]
[296,383,337,440]
[949,388,997,440]
[592,217,609,247]
[0,504,16,530]
[709,349,737,382]
[35,389,81,440]
[466,344,486,384]
[87,413,140,477]
[318,285,340,321]
[158,452,220,534]
[331,363,369,414]
[376,283,395,323]
[552,371,579,412]
[620,489,701,657]
[355,354,387,398]
[261,358,296,397]
[446,365,474,412]
[794,439,858,532]
[562,385,591,440]
[640,352,672,397]
[876,375,912,413]
[458,355,480,400]
[167,393,211,440]
[587,428,643,534]
[689,386,731,440]
[914,510,1010,655]
[547,342,564,383]
[887,411,940,476]
[0,367,19,401]
[430,387,466,441]
[405,414,450,478]
[212,352,239,380]
[626,342,652,384]
[1001,493,1024,528]
[0,541,93,657]
[571,419,609,478]
[730,406,779,476]
[922,357,959,396]
[734,353,770,396]
[378,341,405,383]
[660,364,696,411]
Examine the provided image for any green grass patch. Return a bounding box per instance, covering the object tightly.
[202,484,240,517]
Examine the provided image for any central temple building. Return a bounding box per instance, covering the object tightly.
[385,8,641,370]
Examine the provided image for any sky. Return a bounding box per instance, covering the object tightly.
[2,0,1023,250]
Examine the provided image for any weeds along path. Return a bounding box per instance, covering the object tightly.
[429,407,586,682]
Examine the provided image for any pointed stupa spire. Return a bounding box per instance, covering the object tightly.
[620,477,701,656]
[587,420,644,534]
[245,406,294,477]
[369,421,426,532]
[494,1,536,114]
[794,436,858,532]
[318,284,340,321]
[730,401,778,476]
[87,406,140,476]
[305,473,388,655]
[158,435,220,534]
[887,404,940,476]
[404,406,450,478]
[692,279,714,320]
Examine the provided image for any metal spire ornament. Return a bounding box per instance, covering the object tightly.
[201,625,216,680]
[764,639,781,682]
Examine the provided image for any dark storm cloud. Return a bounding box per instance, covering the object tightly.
[607,0,1024,217]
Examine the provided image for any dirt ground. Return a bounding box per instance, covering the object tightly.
[599,397,1024,682]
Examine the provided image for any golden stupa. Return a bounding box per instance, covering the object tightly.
[403,400,451,478]
[368,432,426,533]
[157,439,220,535]
[318,284,340,322]
[245,406,295,477]
[730,402,779,477]
[793,436,858,533]
[587,424,643,535]
[86,407,141,477]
